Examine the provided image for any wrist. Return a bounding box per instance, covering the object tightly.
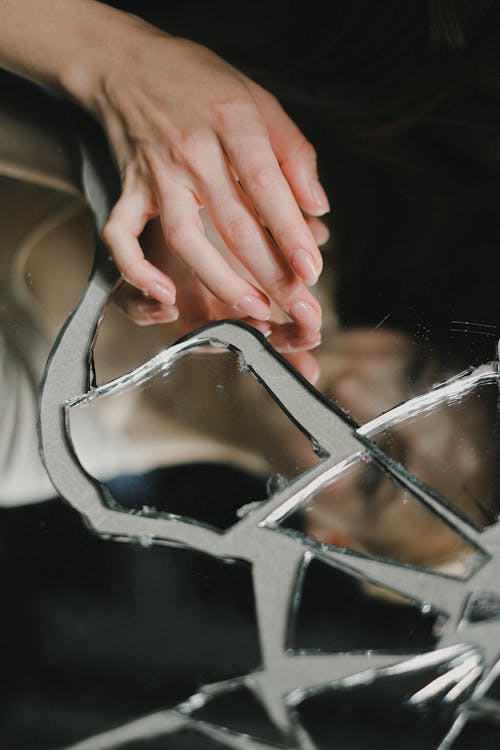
[58,5,152,117]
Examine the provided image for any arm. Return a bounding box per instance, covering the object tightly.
[0,0,329,336]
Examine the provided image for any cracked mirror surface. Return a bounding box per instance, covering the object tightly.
[2,4,500,749]
[69,347,320,532]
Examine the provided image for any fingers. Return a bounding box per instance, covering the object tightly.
[217,112,324,288]
[113,282,179,326]
[114,270,320,389]
[194,153,321,332]
[101,185,176,305]
[306,215,330,247]
[267,322,321,353]
[285,351,321,384]
[262,318,322,382]
[104,101,327,333]
[96,35,330,335]
[246,83,330,218]
[156,176,272,321]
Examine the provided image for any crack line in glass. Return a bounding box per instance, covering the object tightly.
[37,120,500,750]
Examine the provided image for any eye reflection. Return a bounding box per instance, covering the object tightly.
[357,460,385,498]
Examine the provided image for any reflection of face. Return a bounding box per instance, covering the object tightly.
[306,456,477,570]
[317,328,437,423]
[304,329,498,570]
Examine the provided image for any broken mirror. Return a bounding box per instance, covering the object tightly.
[2,4,500,749]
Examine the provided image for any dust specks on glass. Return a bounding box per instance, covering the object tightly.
[2,72,500,750]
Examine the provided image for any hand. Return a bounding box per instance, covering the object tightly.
[113,216,329,383]
[0,2,328,334]
[77,21,329,334]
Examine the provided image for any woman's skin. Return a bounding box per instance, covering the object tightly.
[305,330,498,569]
[0,0,329,341]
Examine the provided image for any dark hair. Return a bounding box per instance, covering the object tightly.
[429,0,496,49]
[286,0,499,136]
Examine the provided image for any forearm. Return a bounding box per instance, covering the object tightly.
[0,0,145,111]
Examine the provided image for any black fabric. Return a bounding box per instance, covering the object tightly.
[0,465,264,749]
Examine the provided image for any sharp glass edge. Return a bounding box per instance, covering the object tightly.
[37,119,500,750]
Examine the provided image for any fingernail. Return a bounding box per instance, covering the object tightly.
[290,300,321,331]
[134,301,153,315]
[310,180,330,215]
[236,295,270,321]
[289,332,322,350]
[147,282,176,305]
[150,306,179,323]
[252,320,272,337]
[310,362,321,385]
[292,249,319,285]
[315,221,330,246]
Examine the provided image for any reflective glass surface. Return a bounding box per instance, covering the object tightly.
[2,9,500,748]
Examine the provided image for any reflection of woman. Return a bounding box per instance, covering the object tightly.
[1,0,499,538]
[308,330,500,573]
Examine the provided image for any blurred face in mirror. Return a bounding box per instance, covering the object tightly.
[302,328,498,570]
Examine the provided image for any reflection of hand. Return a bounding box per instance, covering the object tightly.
[71,17,328,333]
[114,217,325,383]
